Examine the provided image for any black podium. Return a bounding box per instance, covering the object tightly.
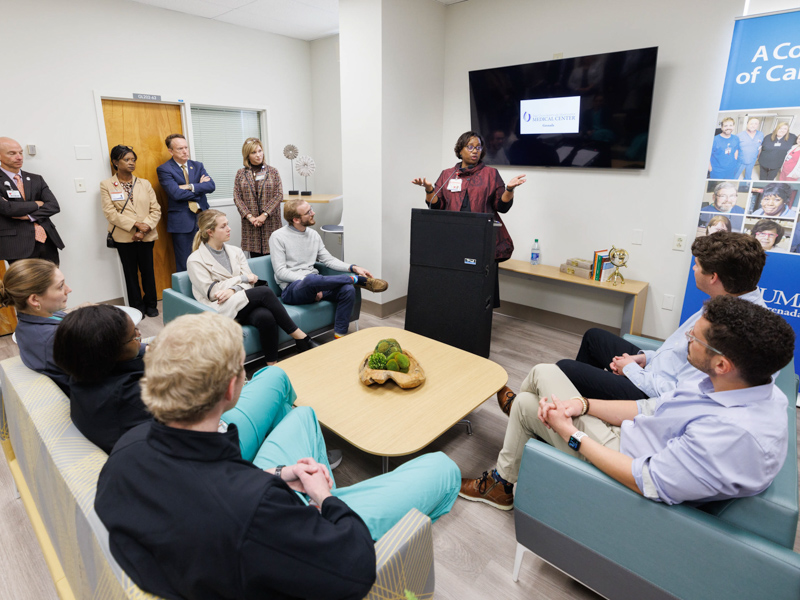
[404,208,496,357]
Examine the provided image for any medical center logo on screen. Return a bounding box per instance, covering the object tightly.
[520,96,581,134]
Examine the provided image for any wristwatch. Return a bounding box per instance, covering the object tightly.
[568,431,587,451]
[274,465,285,480]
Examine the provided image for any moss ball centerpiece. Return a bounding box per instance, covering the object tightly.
[359,338,425,388]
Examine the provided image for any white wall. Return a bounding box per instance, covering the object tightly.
[1,0,314,305]
[441,0,744,339]
[311,35,343,196]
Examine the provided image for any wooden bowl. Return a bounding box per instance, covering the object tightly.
[358,350,426,389]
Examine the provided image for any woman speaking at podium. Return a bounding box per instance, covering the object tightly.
[412,131,526,308]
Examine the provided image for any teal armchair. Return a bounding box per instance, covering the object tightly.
[162,256,361,361]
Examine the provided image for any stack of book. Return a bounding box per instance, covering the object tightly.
[558,252,615,282]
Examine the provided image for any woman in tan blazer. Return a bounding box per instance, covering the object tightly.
[233,137,283,257]
[186,210,318,364]
[101,145,161,317]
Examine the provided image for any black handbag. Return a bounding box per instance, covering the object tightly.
[106,179,135,249]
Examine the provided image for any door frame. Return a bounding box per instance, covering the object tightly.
[93,91,272,304]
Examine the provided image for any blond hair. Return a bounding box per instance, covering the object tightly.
[0,259,57,313]
[142,313,243,424]
[283,198,306,223]
[241,137,264,168]
[771,121,791,142]
[192,209,226,252]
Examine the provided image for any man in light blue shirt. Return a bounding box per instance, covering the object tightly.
[459,296,793,509]
[556,232,766,400]
[736,117,765,180]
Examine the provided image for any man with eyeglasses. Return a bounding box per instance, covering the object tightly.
[269,199,388,339]
[554,232,767,402]
[460,295,794,509]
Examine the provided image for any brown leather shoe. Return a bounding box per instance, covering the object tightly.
[497,386,516,416]
[357,277,388,293]
[458,471,513,510]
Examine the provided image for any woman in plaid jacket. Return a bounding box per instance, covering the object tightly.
[233,138,283,257]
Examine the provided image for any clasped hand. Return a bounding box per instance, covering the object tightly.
[537,394,582,440]
[609,353,645,375]
[272,458,333,504]
[215,288,235,304]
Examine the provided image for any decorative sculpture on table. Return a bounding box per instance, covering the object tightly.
[608,246,629,286]
[283,144,300,195]
[296,155,316,196]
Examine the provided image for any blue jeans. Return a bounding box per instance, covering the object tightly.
[253,406,460,540]
[281,274,356,336]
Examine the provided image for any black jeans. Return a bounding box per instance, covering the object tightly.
[556,328,648,400]
[235,286,299,362]
[116,241,157,310]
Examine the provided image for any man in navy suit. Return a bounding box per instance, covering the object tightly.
[0,137,64,265]
[156,134,215,272]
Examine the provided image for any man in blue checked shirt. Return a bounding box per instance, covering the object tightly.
[460,296,793,509]
[555,232,766,401]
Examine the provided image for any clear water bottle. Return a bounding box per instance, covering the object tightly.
[530,239,541,265]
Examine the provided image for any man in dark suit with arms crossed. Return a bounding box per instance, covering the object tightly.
[0,137,64,264]
[156,133,215,272]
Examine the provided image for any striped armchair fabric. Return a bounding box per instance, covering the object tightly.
[0,356,435,600]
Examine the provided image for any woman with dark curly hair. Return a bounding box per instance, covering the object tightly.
[411,130,527,299]
[750,219,785,251]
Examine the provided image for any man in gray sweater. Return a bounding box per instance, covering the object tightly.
[270,199,387,338]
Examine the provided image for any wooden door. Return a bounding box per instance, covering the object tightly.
[0,261,18,336]
[101,100,181,299]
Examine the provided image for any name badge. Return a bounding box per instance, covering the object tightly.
[111,192,125,201]
[776,142,783,147]
[6,190,21,199]
[255,174,266,181]
[447,178,462,192]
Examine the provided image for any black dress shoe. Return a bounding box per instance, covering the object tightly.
[295,336,321,353]
[145,307,159,318]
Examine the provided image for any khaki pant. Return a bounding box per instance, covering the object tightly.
[496,364,621,483]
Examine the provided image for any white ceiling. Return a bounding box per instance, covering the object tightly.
[126,0,468,41]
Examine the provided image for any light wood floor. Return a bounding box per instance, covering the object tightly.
[1,304,798,599]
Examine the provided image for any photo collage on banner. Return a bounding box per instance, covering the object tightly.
[683,9,800,371]
[701,110,800,254]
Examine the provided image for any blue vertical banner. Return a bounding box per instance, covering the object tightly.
[682,10,800,369]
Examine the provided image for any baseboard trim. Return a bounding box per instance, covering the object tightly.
[361,296,407,319]
[495,300,621,337]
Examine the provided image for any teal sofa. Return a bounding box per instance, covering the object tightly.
[513,335,800,600]
[162,256,361,361]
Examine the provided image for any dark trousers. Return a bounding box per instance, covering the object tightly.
[281,274,356,336]
[249,251,268,258]
[759,166,781,181]
[116,242,157,310]
[9,238,60,266]
[235,286,299,362]
[172,228,197,273]
[556,328,648,400]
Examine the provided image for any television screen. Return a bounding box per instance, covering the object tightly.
[469,47,658,169]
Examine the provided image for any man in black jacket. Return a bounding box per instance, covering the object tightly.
[96,312,459,600]
[0,137,64,264]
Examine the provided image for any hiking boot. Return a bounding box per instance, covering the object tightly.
[356,277,388,293]
[458,471,513,510]
[497,386,516,416]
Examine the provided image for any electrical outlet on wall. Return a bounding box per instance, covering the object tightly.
[672,234,687,251]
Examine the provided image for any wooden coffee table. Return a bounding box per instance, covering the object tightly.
[278,327,508,471]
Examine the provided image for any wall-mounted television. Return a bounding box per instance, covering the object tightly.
[469,47,658,170]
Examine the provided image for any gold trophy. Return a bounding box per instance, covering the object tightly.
[608,246,629,286]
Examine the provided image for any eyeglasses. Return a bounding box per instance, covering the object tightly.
[300,208,315,217]
[754,231,778,239]
[124,327,142,345]
[685,327,724,356]
[466,145,483,152]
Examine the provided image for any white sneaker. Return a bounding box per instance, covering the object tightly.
[327,450,343,470]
